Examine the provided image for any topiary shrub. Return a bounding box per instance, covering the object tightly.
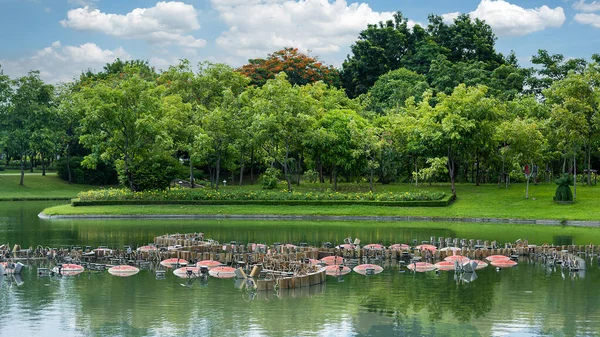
[553,174,573,203]
[260,167,281,189]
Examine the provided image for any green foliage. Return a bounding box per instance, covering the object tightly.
[125,155,180,191]
[260,167,281,190]
[414,157,449,183]
[303,169,318,183]
[368,68,429,113]
[342,12,506,98]
[55,156,118,185]
[75,67,187,191]
[76,187,445,202]
[554,174,574,202]
[526,50,587,96]
[71,198,452,207]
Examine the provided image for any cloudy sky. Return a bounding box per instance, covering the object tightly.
[1,0,598,83]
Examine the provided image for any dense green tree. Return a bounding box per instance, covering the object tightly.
[6,71,54,185]
[156,60,199,186]
[341,12,418,98]
[427,14,503,66]
[250,73,317,191]
[342,12,506,98]
[544,66,600,195]
[526,50,587,97]
[78,58,157,86]
[411,85,500,196]
[310,109,368,190]
[496,117,547,198]
[75,68,185,191]
[0,65,12,164]
[368,68,429,113]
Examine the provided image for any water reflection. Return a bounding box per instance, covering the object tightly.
[3,201,600,336]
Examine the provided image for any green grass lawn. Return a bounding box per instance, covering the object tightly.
[42,181,600,221]
[0,173,101,200]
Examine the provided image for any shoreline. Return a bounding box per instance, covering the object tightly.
[37,212,600,227]
[1,197,71,202]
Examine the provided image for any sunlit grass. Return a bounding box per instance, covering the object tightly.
[42,181,600,221]
[0,174,100,200]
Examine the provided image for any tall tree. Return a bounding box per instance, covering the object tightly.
[76,68,184,191]
[342,12,505,98]
[496,117,547,198]
[7,71,53,185]
[309,109,368,190]
[341,12,417,98]
[545,67,600,193]
[250,73,317,191]
[526,50,587,97]
[427,14,503,66]
[368,68,429,113]
[0,65,12,164]
[238,48,339,87]
[413,85,500,196]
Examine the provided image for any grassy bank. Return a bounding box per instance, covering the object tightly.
[0,174,99,200]
[42,182,600,221]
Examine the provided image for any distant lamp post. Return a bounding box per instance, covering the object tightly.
[178,180,183,188]
[223,180,226,187]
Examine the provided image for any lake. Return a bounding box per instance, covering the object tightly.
[0,201,599,336]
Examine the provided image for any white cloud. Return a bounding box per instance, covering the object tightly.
[441,12,460,24]
[61,1,206,48]
[573,0,600,12]
[574,13,600,28]
[442,0,565,36]
[0,41,130,83]
[210,0,403,62]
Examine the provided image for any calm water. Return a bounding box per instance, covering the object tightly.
[1,201,600,337]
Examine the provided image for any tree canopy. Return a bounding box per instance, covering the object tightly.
[237,47,339,87]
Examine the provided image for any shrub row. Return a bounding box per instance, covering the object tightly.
[72,194,455,207]
[77,188,446,203]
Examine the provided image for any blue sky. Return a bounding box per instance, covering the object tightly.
[0,0,599,83]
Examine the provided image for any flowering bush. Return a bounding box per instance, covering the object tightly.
[78,188,445,202]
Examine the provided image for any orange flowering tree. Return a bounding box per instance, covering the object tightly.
[237,48,340,87]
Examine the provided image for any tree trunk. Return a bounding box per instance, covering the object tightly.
[239,163,244,186]
[414,156,418,187]
[525,160,532,199]
[573,146,577,200]
[296,155,301,186]
[215,152,221,191]
[475,157,480,186]
[587,143,592,186]
[369,167,374,193]
[318,154,324,183]
[250,148,254,185]
[502,154,507,189]
[66,152,72,184]
[333,166,338,191]
[20,153,25,186]
[41,153,46,176]
[448,148,456,197]
[189,158,195,188]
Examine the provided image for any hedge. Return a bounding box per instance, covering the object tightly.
[71,194,455,207]
[78,188,446,203]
